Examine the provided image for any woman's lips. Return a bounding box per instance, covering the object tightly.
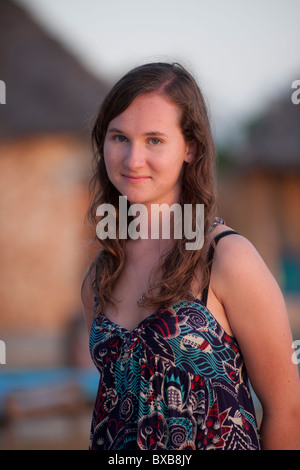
[122,174,151,183]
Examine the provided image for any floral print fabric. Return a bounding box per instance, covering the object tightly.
[89,298,261,450]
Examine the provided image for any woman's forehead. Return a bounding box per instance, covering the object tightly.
[107,92,182,134]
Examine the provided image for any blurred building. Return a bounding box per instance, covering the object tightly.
[217,90,300,337]
[0,0,108,366]
[218,91,300,285]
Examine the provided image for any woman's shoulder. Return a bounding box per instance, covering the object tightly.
[209,220,280,306]
[209,220,264,273]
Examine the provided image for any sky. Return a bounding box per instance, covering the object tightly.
[15,0,300,143]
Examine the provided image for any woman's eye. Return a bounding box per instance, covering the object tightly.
[148,138,162,145]
[114,135,127,143]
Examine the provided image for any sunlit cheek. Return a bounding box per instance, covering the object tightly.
[103,146,117,169]
[105,145,123,165]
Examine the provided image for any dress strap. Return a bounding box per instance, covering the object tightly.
[209,217,225,232]
[201,230,239,306]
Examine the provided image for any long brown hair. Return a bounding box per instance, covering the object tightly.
[87,62,218,316]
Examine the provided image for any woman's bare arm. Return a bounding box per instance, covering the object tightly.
[212,234,300,450]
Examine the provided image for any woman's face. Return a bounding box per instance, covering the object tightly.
[103,92,194,208]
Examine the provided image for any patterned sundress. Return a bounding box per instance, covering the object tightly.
[88,220,261,450]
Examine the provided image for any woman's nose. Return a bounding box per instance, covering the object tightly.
[124,142,145,169]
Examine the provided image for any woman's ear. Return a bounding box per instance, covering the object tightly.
[184,140,197,163]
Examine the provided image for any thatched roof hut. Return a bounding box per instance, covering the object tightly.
[218,90,300,299]
[239,92,300,171]
[0,1,108,352]
[0,0,108,138]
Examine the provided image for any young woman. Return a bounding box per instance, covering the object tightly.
[81,62,300,450]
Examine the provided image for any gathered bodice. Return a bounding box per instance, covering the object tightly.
[89,296,261,450]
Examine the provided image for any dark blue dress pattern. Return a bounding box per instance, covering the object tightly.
[89,298,261,450]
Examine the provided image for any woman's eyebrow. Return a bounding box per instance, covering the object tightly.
[107,127,124,134]
[143,131,168,137]
[107,127,167,137]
